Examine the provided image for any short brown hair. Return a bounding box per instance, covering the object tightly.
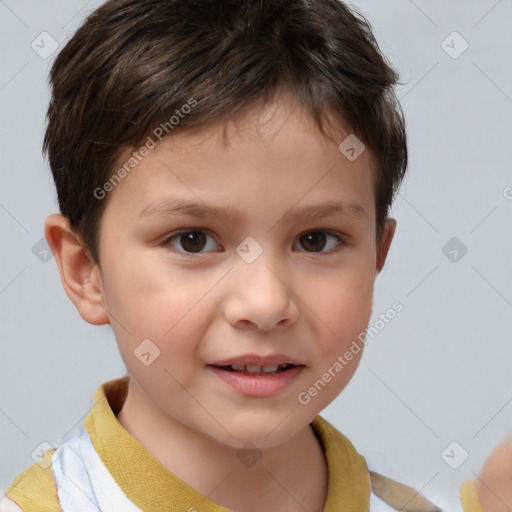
[44,0,407,266]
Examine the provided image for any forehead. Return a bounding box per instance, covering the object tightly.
[104,96,376,229]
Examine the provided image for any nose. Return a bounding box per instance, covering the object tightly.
[223,254,299,332]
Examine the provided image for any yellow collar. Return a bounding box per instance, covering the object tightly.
[84,375,371,511]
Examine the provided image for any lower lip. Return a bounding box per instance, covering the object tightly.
[208,365,304,397]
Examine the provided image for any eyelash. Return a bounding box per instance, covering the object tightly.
[161,229,348,256]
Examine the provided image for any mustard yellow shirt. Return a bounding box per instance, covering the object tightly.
[3,376,478,511]
[460,481,486,512]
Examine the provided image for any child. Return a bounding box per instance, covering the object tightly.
[0,0,491,510]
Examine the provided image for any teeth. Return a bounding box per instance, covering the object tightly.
[229,364,288,373]
[246,365,263,372]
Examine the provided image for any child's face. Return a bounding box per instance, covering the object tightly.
[88,96,394,448]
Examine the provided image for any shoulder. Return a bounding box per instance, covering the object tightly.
[0,497,23,512]
[3,448,61,512]
[369,471,442,512]
[311,416,442,511]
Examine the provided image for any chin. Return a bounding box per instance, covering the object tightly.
[209,412,308,450]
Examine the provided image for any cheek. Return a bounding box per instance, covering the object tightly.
[309,264,375,333]
[300,273,373,409]
[302,260,375,387]
[101,250,214,336]
[101,254,223,381]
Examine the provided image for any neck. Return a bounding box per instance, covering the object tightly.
[115,378,328,512]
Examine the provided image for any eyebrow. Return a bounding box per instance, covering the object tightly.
[138,198,367,223]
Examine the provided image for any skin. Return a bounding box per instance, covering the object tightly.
[45,94,396,512]
[476,439,512,512]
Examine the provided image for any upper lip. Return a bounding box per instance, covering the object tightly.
[209,354,305,367]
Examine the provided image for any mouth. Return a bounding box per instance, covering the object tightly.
[208,363,305,397]
[212,363,298,375]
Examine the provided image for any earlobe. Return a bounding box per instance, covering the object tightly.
[376,218,397,275]
[44,214,109,326]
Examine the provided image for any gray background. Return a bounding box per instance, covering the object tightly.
[1,1,511,510]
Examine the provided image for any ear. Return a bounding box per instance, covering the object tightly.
[376,218,396,275]
[44,214,109,326]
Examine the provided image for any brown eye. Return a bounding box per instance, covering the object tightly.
[300,232,326,252]
[179,232,206,252]
[295,231,344,253]
[164,230,218,254]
